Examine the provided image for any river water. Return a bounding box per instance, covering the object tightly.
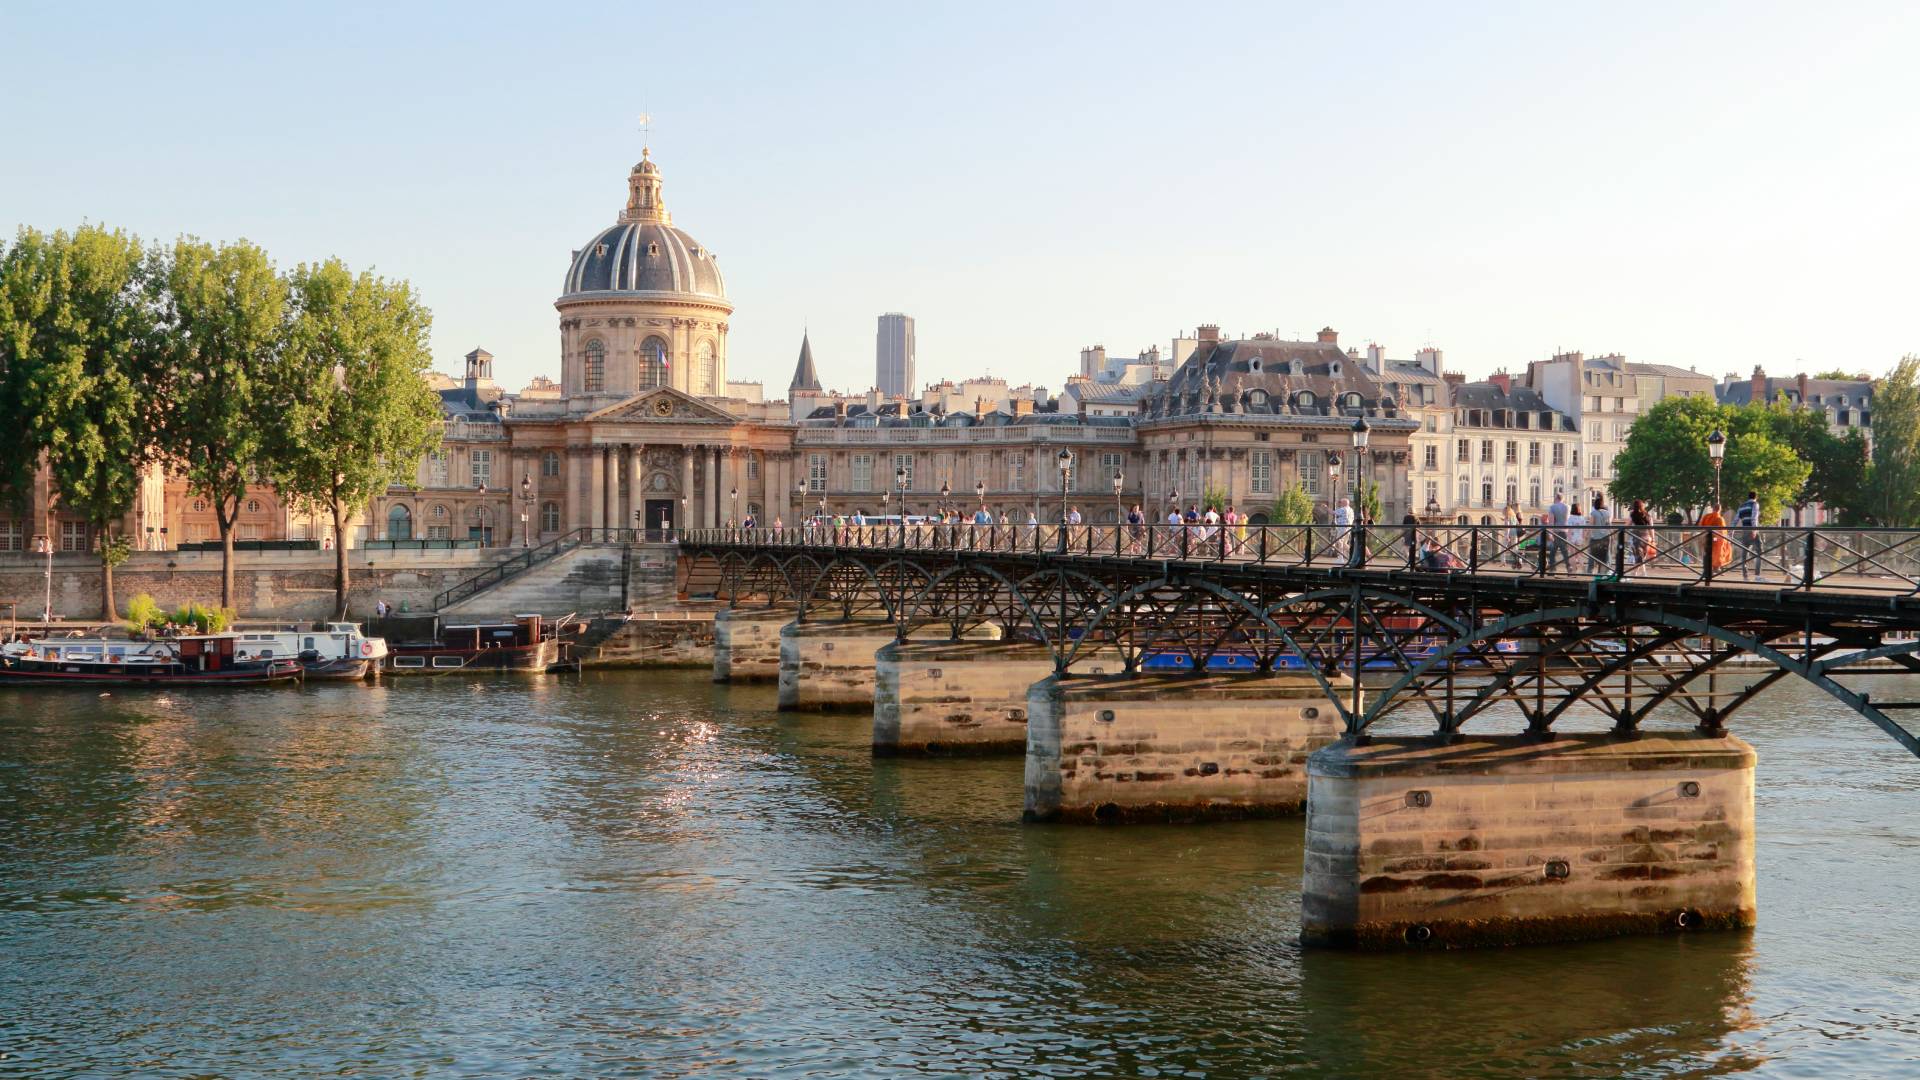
[2,671,1918,1078]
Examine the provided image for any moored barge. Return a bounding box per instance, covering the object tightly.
[382,614,563,675]
[0,634,303,687]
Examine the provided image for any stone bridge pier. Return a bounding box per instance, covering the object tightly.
[1023,672,1346,823]
[713,608,794,683]
[873,641,1123,756]
[1300,732,1757,949]
[777,620,1001,712]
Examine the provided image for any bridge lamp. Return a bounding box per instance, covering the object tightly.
[1111,469,1124,531]
[975,479,986,511]
[1706,429,1726,508]
[730,486,738,527]
[1056,449,1074,529]
[32,534,51,624]
[519,473,534,548]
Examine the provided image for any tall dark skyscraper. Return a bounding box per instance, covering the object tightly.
[876,312,915,398]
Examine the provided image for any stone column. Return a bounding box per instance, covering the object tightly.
[1301,733,1757,950]
[602,443,618,530]
[707,446,722,529]
[564,447,583,531]
[679,449,695,534]
[587,446,606,533]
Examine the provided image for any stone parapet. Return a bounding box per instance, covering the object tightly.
[874,640,1114,755]
[1023,672,1344,823]
[1301,732,1756,949]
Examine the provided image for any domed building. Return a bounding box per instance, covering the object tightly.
[557,150,732,405]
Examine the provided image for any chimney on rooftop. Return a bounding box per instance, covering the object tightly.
[1751,365,1767,404]
[1317,326,1339,345]
[1195,324,1220,346]
[1796,371,1809,408]
[1012,398,1034,418]
[1489,369,1512,395]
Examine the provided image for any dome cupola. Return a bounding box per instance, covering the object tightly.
[561,150,727,301]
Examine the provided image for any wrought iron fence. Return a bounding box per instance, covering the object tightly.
[682,523,1920,597]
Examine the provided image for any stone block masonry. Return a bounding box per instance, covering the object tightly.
[1023,671,1344,823]
[777,620,1001,712]
[874,640,1119,756]
[713,608,792,683]
[1300,732,1756,949]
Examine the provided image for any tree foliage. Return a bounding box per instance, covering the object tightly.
[1866,356,1920,526]
[1813,369,1870,381]
[274,259,440,618]
[148,238,289,609]
[0,225,157,617]
[1268,481,1314,525]
[1611,395,1810,521]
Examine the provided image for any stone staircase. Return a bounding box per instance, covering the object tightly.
[437,542,681,620]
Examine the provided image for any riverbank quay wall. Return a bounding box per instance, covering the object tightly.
[0,543,683,623]
[873,640,1083,755]
[1300,732,1757,949]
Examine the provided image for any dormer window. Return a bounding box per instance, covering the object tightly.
[594,244,607,257]
[1249,357,1262,373]
[1246,389,1268,408]
[1330,362,1341,377]
[647,242,660,256]
[1294,390,1316,409]
[1343,392,1364,412]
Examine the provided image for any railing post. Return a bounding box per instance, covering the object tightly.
[1802,528,1816,590]
[1258,526,1268,566]
[1304,524,1314,567]
[1613,524,1626,579]
[1468,526,1479,574]
[1537,525,1549,577]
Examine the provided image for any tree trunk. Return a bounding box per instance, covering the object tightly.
[332,499,350,620]
[219,519,235,612]
[100,542,116,622]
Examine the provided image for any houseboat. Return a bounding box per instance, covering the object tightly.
[0,634,303,687]
[382,614,565,675]
[232,623,388,680]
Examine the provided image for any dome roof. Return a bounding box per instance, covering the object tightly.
[563,221,726,300]
[560,151,728,303]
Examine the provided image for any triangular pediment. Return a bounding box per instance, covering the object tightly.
[586,386,737,424]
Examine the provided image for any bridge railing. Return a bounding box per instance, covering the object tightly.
[682,523,1920,597]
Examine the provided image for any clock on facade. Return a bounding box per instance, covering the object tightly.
[652,398,675,417]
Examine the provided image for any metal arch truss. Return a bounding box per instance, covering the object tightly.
[683,542,1920,758]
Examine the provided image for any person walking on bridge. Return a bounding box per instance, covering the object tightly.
[1587,494,1613,575]
[1734,491,1763,580]
[1546,491,1571,573]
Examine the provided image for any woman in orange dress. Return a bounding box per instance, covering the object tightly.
[1699,505,1732,573]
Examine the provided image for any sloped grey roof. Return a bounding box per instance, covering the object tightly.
[789,333,822,392]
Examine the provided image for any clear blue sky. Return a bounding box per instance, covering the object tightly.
[4,1,1915,394]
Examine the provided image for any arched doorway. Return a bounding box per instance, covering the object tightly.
[386,504,413,541]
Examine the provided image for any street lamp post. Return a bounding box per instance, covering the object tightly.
[895,467,909,546]
[1350,416,1371,566]
[679,495,688,540]
[729,486,738,532]
[1707,429,1726,510]
[519,473,533,548]
[1111,469,1124,534]
[1055,449,1073,550]
[32,534,51,624]
[975,479,986,517]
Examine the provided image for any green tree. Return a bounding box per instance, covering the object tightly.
[275,259,440,618]
[1612,395,1811,520]
[0,225,157,618]
[1610,395,1722,515]
[148,237,290,611]
[1356,479,1382,524]
[1201,484,1228,512]
[1813,369,1870,381]
[1268,480,1313,525]
[1866,356,1920,526]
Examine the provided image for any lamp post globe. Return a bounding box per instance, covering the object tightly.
[1706,429,1726,509]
